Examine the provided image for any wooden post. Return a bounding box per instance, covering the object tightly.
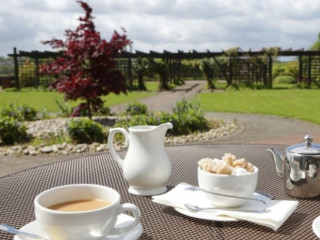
[268,55,273,88]
[169,59,173,83]
[298,55,303,85]
[35,57,40,86]
[229,57,233,85]
[177,59,181,82]
[173,59,179,84]
[308,56,312,88]
[13,47,20,89]
[173,59,177,84]
[127,57,133,89]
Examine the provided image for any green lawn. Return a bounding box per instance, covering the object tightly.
[145,81,159,91]
[197,89,320,125]
[0,84,157,113]
[3,81,320,126]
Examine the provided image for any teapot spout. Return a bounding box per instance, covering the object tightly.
[266,148,285,178]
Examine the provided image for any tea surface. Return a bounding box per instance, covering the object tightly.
[48,199,111,212]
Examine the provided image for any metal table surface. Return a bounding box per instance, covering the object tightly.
[0,144,319,240]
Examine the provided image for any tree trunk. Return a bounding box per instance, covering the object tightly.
[138,74,147,91]
[207,78,216,89]
[160,74,169,90]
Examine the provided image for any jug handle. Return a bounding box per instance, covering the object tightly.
[107,128,129,169]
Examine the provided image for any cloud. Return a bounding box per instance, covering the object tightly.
[1,0,320,56]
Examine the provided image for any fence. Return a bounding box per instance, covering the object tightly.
[5,47,320,89]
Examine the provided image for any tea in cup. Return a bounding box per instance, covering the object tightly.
[47,198,112,212]
[34,184,140,240]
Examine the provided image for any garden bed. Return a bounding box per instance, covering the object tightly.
[0,117,238,156]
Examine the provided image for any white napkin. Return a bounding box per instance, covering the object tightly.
[152,182,299,231]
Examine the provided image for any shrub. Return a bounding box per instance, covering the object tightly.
[67,118,105,144]
[115,116,146,130]
[274,76,296,84]
[284,61,299,79]
[96,106,111,116]
[55,98,112,118]
[125,102,148,116]
[115,99,209,136]
[18,104,37,121]
[0,116,29,145]
[115,113,165,129]
[171,99,208,135]
[71,105,112,117]
[55,99,73,117]
[0,104,21,120]
[272,63,286,78]
[0,104,37,121]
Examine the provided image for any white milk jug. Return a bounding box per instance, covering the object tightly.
[108,122,173,196]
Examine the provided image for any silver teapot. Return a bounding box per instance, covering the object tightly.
[267,135,320,198]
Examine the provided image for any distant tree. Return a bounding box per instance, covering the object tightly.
[132,57,149,91]
[0,57,14,76]
[223,47,241,86]
[272,62,286,78]
[149,59,170,90]
[309,33,320,88]
[180,59,203,80]
[200,58,216,89]
[284,61,299,80]
[41,0,131,118]
[310,33,320,50]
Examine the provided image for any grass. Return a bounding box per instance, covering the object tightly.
[0,83,157,113]
[145,81,159,91]
[197,88,320,125]
[2,80,320,126]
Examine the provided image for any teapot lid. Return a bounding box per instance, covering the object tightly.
[287,135,320,155]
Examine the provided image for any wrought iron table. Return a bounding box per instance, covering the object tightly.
[1,144,319,239]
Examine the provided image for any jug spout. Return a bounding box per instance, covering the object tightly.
[158,122,173,131]
[152,122,173,138]
[267,148,285,178]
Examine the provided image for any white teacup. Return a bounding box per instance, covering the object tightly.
[34,184,140,240]
[198,166,258,207]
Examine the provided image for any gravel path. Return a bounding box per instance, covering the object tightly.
[110,80,206,114]
[205,112,320,145]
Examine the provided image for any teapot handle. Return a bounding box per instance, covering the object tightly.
[107,128,129,169]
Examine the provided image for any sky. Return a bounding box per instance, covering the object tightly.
[1,0,320,57]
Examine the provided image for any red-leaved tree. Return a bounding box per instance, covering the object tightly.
[41,0,131,118]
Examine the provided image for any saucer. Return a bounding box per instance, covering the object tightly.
[129,185,167,196]
[313,215,320,238]
[14,213,143,240]
[175,207,238,222]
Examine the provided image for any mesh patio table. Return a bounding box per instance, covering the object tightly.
[0,144,319,239]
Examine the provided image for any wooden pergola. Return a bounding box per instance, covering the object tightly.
[8,47,320,88]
